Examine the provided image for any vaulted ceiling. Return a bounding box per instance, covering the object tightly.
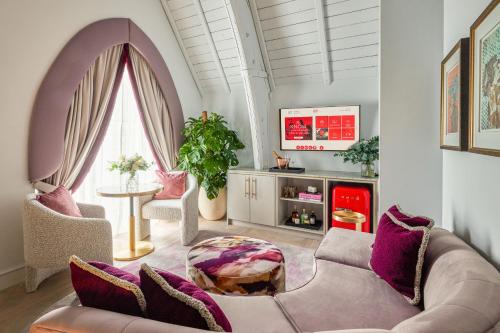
[160,0,380,94]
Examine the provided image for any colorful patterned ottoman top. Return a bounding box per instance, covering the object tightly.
[186,236,286,296]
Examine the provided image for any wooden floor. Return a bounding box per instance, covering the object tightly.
[0,218,320,333]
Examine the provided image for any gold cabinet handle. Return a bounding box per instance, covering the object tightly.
[251,178,257,199]
[244,177,250,198]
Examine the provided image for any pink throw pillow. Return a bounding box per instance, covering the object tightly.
[154,171,187,199]
[37,186,82,217]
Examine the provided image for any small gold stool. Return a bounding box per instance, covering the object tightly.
[332,210,366,232]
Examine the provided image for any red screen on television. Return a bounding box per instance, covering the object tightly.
[280,106,360,151]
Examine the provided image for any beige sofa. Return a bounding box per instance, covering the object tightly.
[30,228,500,333]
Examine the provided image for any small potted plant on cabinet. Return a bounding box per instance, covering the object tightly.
[178,111,245,220]
[334,136,379,177]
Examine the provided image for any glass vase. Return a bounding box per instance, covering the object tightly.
[361,162,375,178]
[126,173,139,191]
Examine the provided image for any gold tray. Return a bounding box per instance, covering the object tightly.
[332,210,366,224]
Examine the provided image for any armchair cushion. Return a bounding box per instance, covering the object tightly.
[140,264,231,332]
[154,170,187,199]
[69,256,146,317]
[37,186,82,217]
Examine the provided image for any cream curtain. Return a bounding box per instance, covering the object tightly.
[45,44,124,188]
[128,46,176,170]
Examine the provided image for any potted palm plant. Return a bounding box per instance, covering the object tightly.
[334,136,379,177]
[178,112,244,220]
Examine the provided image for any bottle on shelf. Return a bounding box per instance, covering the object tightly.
[310,211,316,225]
[300,208,309,224]
[291,205,300,224]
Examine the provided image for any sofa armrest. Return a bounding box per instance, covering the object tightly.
[30,306,210,333]
[77,202,106,219]
[315,228,375,270]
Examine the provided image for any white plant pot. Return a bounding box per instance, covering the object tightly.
[198,187,227,221]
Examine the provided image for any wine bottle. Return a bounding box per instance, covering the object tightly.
[300,208,309,224]
[310,211,316,225]
[292,205,300,224]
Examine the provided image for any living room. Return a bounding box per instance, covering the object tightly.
[0,0,499,332]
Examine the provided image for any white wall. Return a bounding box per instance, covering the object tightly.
[379,0,443,222]
[202,86,255,168]
[269,78,379,171]
[0,0,201,290]
[443,0,500,268]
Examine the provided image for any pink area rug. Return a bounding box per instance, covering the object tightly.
[121,230,316,291]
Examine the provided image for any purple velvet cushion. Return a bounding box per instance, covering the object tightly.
[388,204,434,228]
[69,255,146,317]
[140,263,231,332]
[370,211,431,305]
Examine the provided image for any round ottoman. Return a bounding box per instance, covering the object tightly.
[186,236,285,296]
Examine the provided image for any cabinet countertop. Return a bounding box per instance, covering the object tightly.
[229,167,378,183]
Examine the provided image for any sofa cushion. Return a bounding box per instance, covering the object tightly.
[370,210,431,305]
[142,198,182,220]
[139,264,231,332]
[315,227,374,270]
[69,256,146,317]
[37,185,82,217]
[211,294,296,333]
[276,259,421,332]
[388,204,434,228]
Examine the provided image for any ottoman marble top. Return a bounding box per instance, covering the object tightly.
[187,236,285,278]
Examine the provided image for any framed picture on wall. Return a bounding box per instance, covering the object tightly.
[469,0,500,156]
[440,38,470,150]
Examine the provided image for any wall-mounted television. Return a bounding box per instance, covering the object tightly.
[279,106,360,151]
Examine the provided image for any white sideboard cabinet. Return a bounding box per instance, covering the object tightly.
[227,173,275,226]
[227,168,379,237]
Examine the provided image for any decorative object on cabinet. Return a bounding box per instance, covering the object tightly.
[281,185,298,198]
[279,106,360,151]
[272,151,290,169]
[178,111,244,220]
[440,38,470,150]
[334,136,379,178]
[469,0,500,156]
[109,154,153,191]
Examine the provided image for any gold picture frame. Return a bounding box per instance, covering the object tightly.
[440,38,469,150]
[469,0,500,156]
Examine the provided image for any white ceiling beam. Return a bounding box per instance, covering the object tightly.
[315,0,333,85]
[160,0,204,97]
[248,0,275,90]
[193,0,231,94]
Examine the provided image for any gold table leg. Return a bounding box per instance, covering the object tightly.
[114,197,154,261]
[355,222,362,232]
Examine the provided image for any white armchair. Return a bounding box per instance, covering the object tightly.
[140,174,199,245]
[22,194,113,292]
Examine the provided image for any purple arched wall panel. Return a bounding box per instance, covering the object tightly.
[29,18,184,182]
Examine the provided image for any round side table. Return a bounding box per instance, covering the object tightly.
[187,236,286,296]
[97,183,162,261]
[332,210,366,232]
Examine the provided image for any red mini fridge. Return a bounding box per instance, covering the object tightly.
[332,185,371,233]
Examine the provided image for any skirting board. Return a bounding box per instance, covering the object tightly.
[0,263,24,291]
